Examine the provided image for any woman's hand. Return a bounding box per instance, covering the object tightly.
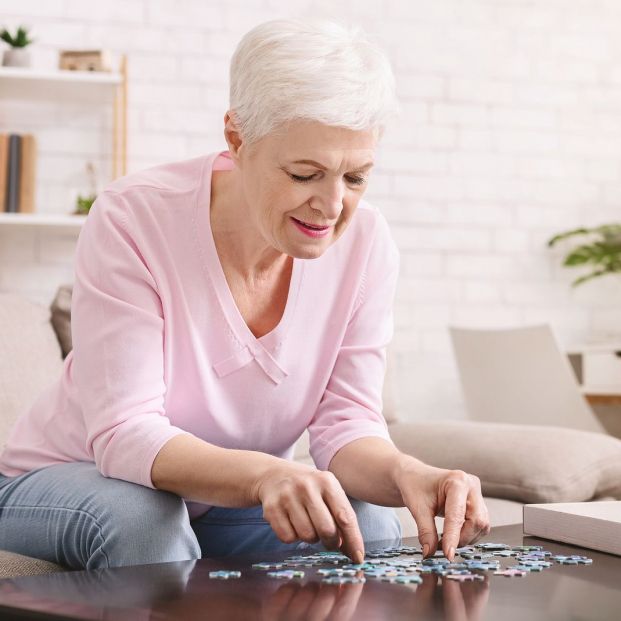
[252,461,365,563]
[395,457,491,561]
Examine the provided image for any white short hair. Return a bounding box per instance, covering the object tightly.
[229,19,400,145]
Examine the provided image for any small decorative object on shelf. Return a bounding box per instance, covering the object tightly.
[74,194,96,215]
[59,49,112,72]
[72,161,98,215]
[548,223,621,287]
[0,25,34,68]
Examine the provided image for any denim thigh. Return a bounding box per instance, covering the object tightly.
[191,497,402,558]
[0,463,200,569]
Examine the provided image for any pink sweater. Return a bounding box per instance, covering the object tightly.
[0,151,399,518]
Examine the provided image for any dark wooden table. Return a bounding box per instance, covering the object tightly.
[0,523,619,620]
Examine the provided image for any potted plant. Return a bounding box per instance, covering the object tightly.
[1,25,35,68]
[548,223,621,286]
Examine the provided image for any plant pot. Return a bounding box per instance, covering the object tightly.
[2,48,31,68]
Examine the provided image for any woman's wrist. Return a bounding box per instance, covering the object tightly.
[392,453,433,496]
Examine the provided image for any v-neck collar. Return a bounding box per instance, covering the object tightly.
[193,151,304,384]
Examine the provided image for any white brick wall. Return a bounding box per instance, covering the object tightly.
[1,0,620,421]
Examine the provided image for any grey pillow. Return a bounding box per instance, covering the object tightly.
[389,420,621,504]
[50,284,73,358]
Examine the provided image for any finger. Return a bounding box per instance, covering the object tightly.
[264,504,299,544]
[286,501,320,544]
[441,477,470,560]
[304,491,341,551]
[322,486,364,564]
[407,503,439,558]
[457,479,491,547]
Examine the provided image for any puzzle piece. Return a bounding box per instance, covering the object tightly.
[422,557,450,566]
[492,550,520,558]
[456,546,477,555]
[512,545,543,553]
[464,561,500,571]
[517,560,552,569]
[209,570,242,580]
[366,550,401,559]
[252,562,284,570]
[475,542,510,551]
[396,546,421,555]
[521,550,552,558]
[510,564,543,572]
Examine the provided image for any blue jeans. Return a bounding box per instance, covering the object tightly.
[0,462,401,570]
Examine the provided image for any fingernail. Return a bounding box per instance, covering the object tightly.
[355,550,363,564]
[422,544,429,558]
[449,546,455,561]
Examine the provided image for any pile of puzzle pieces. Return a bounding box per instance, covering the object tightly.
[208,542,593,584]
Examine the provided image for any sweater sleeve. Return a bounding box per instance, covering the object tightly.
[307,213,400,472]
[71,190,190,488]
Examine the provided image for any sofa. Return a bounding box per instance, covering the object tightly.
[1,285,621,578]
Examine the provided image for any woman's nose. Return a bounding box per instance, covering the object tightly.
[318,181,346,220]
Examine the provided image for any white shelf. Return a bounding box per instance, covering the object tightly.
[580,385,621,396]
[0,66,122,101]
[0,213,86,230]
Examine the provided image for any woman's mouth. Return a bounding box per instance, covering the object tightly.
[291,217,332,238]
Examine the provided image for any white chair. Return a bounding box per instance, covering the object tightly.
[449,324,606,434]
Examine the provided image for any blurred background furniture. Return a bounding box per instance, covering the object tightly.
[449,324,607,434]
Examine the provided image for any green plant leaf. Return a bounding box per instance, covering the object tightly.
[547,227,592,247]
[563,242,612,266]
[571,269,612,287]
[0,25,33,48]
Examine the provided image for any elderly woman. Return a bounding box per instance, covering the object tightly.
[0,19,489,570]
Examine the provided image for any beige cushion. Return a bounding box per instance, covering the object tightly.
[389,420,621,504]
[50,284,73,358]
[0,550,66,578]
[0,294,64,450]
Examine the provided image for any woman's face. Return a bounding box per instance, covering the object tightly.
[232,118,378,260]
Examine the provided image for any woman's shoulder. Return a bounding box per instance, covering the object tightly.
[102,154,212,197]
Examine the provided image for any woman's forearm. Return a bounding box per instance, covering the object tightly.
[150,433,287,507]
[328,436,424,506]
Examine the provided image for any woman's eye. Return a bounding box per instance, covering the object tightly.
[289,173,367,186]
[290,173,314,183]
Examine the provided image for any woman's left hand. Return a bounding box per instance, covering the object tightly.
[395,457,491,561]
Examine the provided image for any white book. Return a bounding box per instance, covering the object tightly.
[523,501,621,556]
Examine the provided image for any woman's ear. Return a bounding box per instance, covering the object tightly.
[223,111,244,165]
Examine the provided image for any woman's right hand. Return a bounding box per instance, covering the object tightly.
[252,461,365,563]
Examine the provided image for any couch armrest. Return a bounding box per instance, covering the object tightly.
[388,420,621,504]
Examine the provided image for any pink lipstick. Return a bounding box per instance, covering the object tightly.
[291,217,332,238]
